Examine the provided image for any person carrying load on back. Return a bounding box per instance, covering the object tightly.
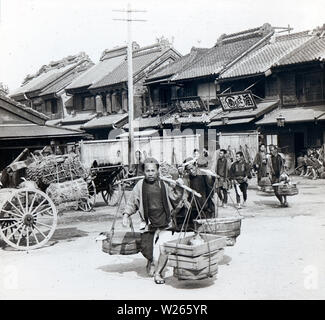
[122,157,184,285]
[215,149,230,208]
[229,151,252,209]
[268,145,288,207]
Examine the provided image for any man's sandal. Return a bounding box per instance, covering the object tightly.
[154,274,165,284]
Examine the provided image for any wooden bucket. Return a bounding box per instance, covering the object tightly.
[102,230,141,255]
[194,217,242,246]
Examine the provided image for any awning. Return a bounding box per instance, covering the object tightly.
[123,116,161,129]
[45,119,62,126]
[208,117,255,127]
[256,105,325,125]
[0,124,89,140]
[61,124,85,131]
[116,129,159,139]
[82,113,128,130]
[60,112,97,125]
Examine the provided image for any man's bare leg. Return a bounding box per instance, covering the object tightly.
[154,252,168,284]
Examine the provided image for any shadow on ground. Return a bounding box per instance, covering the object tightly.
[97,257,148,278]
[51,227,89,241]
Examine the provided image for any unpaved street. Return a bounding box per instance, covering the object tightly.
[1,177,325,300]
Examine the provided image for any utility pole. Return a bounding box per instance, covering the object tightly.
[113,4,146,166]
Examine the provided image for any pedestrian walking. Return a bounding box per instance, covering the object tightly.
[215,149,230,207]
[253,143,268,187]
[229,151,252,209]
[268,145,288,207]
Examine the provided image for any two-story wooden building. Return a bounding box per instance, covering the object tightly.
[255,27,325,170]
[10,53,93,123]
[65,39,181,139]
[142,24,275,134]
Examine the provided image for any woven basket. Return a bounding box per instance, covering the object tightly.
[194,217,242,246]
[102,230,141,255]
[259,177,271,187]
[277,183,298,196]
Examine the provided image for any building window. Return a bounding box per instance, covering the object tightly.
[51,100,58,114]
[296,72,323,103]
[82,96,95,111]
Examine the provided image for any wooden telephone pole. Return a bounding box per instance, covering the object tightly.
[113,4,146,165]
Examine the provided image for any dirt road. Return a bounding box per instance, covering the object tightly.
[1,177,324,299]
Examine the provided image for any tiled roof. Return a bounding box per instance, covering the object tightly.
[256,104,325,125]
[210,99,279,121]
[90,48,169,89]
[275,34,325,67]
[11,53,91,97]
[39,64,93,96]
[0,93,49,121]
[220,31,312,79]
[171,23,274,81]
[82,113,128,129]
[146,47,208,81]
[66,54,126,91]
[0,124,88,139]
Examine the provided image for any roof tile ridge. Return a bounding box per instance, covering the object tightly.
[171,46,214,80]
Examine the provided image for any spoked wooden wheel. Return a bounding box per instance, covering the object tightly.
[78,180,96,212]
[101,182,121,206]
[0,188,57,251]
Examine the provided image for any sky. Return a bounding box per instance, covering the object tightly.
[0,0,324,92]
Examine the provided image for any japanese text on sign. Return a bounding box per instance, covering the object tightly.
[218,91,256,111]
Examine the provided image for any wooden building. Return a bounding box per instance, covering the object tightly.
[141,24,275,134]
[10,53,93,122]
[65,39,181,139]
[255,27,325,171]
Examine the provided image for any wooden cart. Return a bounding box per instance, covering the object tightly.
[0,187,57,251]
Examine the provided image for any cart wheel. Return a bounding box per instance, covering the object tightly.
[0,188,57,250]
[101,183,121,206]
[78,180,96,212]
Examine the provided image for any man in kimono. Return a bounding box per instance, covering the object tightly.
[122,157,184,284]
[253,143,268,187]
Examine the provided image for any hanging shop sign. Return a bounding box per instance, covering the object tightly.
[217,90,257,111]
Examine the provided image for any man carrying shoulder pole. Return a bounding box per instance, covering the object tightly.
[122,157,184,284]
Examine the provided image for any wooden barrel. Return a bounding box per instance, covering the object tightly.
[194,217,242,246]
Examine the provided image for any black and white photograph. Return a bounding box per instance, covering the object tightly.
[0,0,324,303]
